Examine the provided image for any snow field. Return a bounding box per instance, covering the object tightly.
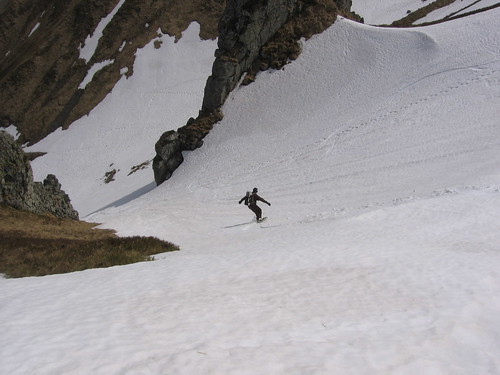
[1,188,499,374]
[2,5,500,375]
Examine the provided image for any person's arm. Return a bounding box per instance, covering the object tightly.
[257,194,271,206]
[239,196,245,204]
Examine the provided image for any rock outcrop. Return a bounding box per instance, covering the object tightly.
[202,0,300,113]
[153,0,358,185]
[0,131,78,219]
[152,130,184,185]
[203,0,357,112]
[153,110,223,185]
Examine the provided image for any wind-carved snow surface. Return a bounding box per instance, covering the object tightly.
[3,8,500,375]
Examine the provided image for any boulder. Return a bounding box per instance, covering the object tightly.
[0,130,34,210]
[152,131,184,186]
[0,131,79,219]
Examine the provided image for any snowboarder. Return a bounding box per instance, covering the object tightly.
[239,187,271,222]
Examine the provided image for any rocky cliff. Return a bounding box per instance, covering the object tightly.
[153,0,359,185]
[0,131,78,219]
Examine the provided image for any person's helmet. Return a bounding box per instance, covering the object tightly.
[252,187,258,193]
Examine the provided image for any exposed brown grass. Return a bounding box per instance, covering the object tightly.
[0,204,179,278]
[410,2,500,27]
[384,0,500,28]
[390,0,456,27]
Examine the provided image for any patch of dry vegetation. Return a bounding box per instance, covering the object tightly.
[390,0,456,27]
[386,0,500,27]
[0,204,179,278]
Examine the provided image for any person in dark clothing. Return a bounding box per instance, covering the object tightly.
[239,187,271,221]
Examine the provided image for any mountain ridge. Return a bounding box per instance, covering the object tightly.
[0,0,224,144]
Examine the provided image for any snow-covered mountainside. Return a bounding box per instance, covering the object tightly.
[0,0,224,144]
[2,2,500,374]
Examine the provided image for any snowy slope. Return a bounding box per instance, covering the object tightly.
[27,23,217,217]
[2,6,500,375]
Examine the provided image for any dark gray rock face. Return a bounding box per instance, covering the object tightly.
[202,0,354,112]
[152,110,223,185]
[152,131,184,186]
[32,174,79,219]
[0,130,33,209]
[336,0,352,12]
[0,131,78,219]
[203,0,300,112]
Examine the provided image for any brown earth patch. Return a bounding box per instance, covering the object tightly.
[390,0,457,27]
[0,204,179,278]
